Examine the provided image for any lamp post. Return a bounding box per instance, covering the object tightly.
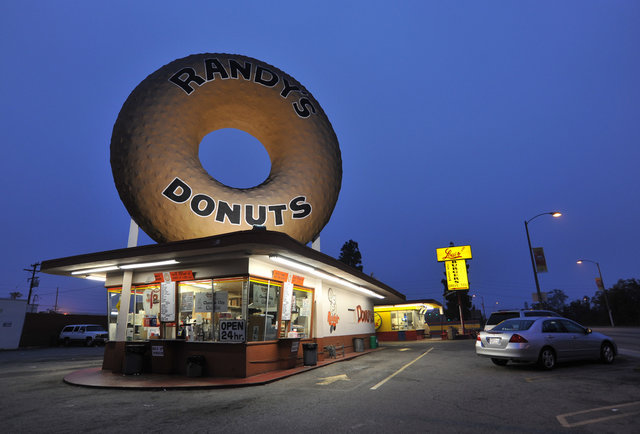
[524,211,561,308]
[577,259,615,327]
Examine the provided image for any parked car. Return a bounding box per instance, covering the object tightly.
[484,309,559,330]
[476,317,616,369]
[59,324,108,346]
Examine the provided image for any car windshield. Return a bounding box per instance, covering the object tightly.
[86,326,106,331]
[486,312,519,325]
[492,319,535,331]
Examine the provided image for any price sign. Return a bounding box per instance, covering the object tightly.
[219,320,245,343]
[160,282,176,322]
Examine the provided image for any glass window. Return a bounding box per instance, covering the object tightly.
[107,284,162,341]
[288,287,313,339]
[560,319,586,333]
[211,277,247,341]
[542,320,563,333]
[107,290,120,341]
[391,310,415,330]
[493,319,534,331]
[178,280,214,341]
[247,278,281,341]
[486,312,519,325]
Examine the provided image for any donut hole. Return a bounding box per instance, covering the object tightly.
[199,128,271,189]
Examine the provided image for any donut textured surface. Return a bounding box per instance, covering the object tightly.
[111,53,341,244]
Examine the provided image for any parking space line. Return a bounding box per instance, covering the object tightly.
[556,401,640,428]
[370,347,433,390]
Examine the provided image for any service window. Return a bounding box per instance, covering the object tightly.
[247,278,281,341]
[288,287,313,338]
[176,280,214,341]
[391,310,414,330]
[211,277,247,342]
[107,284,162,341]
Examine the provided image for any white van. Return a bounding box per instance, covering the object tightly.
[484,310,559,331]
[59,324,108,346]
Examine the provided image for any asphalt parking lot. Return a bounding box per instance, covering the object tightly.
[1,330,639,433]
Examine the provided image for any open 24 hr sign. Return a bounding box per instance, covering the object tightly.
[219,320,246,343]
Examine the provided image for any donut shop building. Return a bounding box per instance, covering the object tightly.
[41,230,405,378]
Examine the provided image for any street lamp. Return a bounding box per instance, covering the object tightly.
[524,211,562,308]
[577,259,615,327]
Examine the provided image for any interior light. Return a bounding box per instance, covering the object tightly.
[268,256,314,273]
[72,266,119,275]
[120,260,179,269]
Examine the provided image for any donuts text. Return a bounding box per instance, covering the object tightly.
[169,58,317,118]
[162,177,312,226]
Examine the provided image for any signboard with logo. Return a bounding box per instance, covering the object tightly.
[437,245,472,291]
[436,246,472,262]
[445,259,469,290]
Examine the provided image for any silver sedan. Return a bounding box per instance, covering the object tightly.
[476,316,617,369]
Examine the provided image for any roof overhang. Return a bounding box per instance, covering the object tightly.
[41,229,406,303]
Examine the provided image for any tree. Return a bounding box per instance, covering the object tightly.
[338,240,363,271]
[443,290,473,321]
[10,291,23,300]
[545,289,568,312]
[600,279,640,326]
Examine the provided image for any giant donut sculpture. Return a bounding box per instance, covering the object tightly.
[111,53,341,244]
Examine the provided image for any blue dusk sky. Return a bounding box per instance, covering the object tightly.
[1,1,638,315]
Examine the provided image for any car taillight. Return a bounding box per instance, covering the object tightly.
[509,334,528,343]
[477,335,481,341]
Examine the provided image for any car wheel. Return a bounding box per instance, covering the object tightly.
[85,338,94,347]
[600,342,615,364]
[538,347,556,370]
[491,358,508,366]
[63,338,70,347]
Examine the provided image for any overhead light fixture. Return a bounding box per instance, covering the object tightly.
[268,255,385,299]
[120,260,179,270]
[72,266,119,275]
[85,275,106,282]
[269,255,314,273]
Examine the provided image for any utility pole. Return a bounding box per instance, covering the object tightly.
[24,262,40,305]
[54,287,59,313]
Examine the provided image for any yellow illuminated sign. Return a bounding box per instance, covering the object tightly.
[436,245,472,262]
[445,259,469,290]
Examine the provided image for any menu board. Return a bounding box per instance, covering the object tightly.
[281,282,293,321]
[160,282,176,322]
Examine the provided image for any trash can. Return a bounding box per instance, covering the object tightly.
[124,344,146,375]
[186,355,205,377]
[302,343,318,366]
[353,338,364,352]
[398,331,406,341]
[369,335,378,349]
[448,326,457,340]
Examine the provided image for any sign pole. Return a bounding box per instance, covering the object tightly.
[457,291,465,335]
[115,219,139,342]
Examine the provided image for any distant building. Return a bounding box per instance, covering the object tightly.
[0,298,28,349]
